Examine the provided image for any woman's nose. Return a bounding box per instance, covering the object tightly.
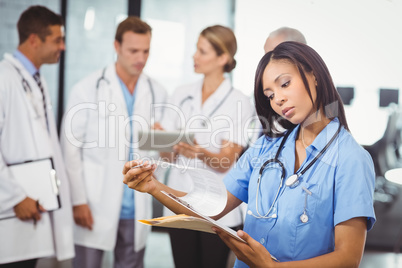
[274,94,286,105]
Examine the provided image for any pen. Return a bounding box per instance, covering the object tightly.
[131,163,154,169]
[33,199,39,229]
[131,163,145,169]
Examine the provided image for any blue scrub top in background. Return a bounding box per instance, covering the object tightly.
[119,78,137,219]
[224,118,376,267]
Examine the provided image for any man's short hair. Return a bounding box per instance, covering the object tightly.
[115,16,152,43]
[17,5,63,44]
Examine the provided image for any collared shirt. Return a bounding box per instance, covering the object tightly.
[13,50,38,75]
[119,78,138,219]
[224,118,376,266]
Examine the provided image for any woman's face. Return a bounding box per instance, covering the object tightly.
[193,35,226,75]
[262,59,317,125]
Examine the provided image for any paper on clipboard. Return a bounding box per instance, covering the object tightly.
[138,130,195,152]
[152,161,227,216]
[0,158,61,220]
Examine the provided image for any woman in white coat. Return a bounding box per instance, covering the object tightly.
[0,6,74,265]
[156,25,255,268]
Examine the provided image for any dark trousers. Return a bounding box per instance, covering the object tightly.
[73,219,145,268]
[168,224,242,268]
[0,259,38,268]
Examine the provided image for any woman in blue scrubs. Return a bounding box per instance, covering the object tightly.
[123,41,376,267]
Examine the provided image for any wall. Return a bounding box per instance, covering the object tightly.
[233,0,402,106]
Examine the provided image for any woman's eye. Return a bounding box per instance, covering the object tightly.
[267,94,274,100]
[281,81,290,88]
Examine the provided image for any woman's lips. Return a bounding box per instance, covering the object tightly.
[282,107,295,117]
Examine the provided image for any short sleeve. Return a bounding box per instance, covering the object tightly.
[223,138,264,203]
[334,143,376,231]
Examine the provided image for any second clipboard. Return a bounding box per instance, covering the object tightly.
[138,130,195,152]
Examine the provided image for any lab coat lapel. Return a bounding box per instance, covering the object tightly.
[133,74,153,150]
[201,78,231,117]
[134,74,151,120]
[105,64,129,118]
[4,54,46,122]
[190,80,202,116]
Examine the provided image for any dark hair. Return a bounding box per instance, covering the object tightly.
[254,41,348,137]
[200,25,237,72]
[17,5,63,44]
[115,16,152,43]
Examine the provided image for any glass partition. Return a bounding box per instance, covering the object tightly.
[141,0,234,94]
[63,0,127,105]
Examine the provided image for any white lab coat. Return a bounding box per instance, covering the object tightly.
[0,53,75,263]
[61,63,167,251]
[161,78,256,227]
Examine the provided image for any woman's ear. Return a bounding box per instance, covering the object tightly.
[313,74,318,86]
[218,53,230,67]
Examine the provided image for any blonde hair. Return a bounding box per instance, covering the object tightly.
[200,25,237,72]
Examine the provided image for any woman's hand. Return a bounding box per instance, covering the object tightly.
[173,140,203,159]
[122,160,157,194]
[213,228,275,268]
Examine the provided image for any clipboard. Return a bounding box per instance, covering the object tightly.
[0,158,61,220]
[160,191,246,243]
[138,130,195,152]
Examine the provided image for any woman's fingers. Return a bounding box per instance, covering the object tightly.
[122,160,143,175]
[123,165,155,187]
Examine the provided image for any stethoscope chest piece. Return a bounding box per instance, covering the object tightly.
[285,174,300,187]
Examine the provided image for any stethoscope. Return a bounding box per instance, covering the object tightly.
[12,64,46,121]
[177,87,234,128]
[248,123,342,223]
[96,67,156,124]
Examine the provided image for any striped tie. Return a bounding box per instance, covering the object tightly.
[33,72,49,131]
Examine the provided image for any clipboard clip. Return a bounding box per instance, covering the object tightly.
[161,191,194,210]
[49,169,60,195]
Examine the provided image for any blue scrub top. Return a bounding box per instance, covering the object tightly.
[224,118,376,266]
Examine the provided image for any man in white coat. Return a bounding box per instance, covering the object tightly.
[61,16,167,268]
[0,5,74,267]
